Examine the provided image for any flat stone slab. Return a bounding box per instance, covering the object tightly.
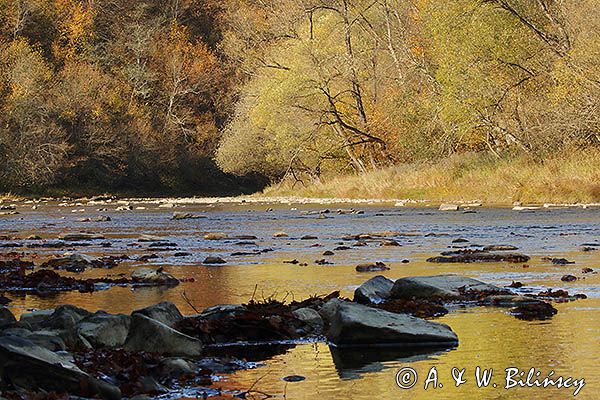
[391,274,504,300]
[324,300,458,348]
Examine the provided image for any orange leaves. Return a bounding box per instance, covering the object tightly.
[51,0,95,60]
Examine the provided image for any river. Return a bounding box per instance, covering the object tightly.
[1,199,599,399]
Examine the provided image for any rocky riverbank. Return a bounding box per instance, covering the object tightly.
[0,273,588,399]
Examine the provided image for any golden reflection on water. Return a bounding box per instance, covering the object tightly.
[4,203,600,400]
[7,257,600,400]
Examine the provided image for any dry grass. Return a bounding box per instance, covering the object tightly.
[0,192,22,202]
[262,151,600,204]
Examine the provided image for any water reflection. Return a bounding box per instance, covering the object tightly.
[330,346,455,380]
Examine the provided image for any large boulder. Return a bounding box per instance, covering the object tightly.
[40,305,92,331]
[323,300,458,347]
[132,302,183,327]
[124,314,202,358]
[0,336,121,399]
[59,233,105,241]
[391,275,503,300]
[0,307,16,328]
[22,330,67,352]
[19,309,54,329]
[77,312,131,348]
[354,276,394,304]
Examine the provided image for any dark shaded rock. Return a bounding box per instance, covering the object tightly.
[561,275,578,282]
[124,314,202,358]
[353,276,394,304]
[203,256,227,265]
[0,336,121,400]
[391,274,506,301]
[323,250,335,256]
[301,235,318,240]
[0,307,16,328]
[334,246,352,251]
[0,259,34,274]
[427,252,530,264]
[356,262,389,273]
[59,233,105,241]
[542,257,575,265]
[323,300,458,347]
[375,299,449,319]
[172,212,206,220]
[582,268,594,274]
[452,238,469,243]
[133,302,183,327]
[511,302,558,321]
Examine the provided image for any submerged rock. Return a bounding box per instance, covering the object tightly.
[356,262,389,273]
[172,212,206,220]
[203,256,227,265]
[353,276,394,304]
[131,268,179,286]
[323,300,458,347]
[511,302,558,321]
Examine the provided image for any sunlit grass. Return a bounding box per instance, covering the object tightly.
[262,150,600,204]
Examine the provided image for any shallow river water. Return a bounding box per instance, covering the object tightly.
[1,200,600,399]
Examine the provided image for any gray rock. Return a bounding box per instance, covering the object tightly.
[355,262,390,273]
[324,301,458,347]
[77,312,131,348]
[124,314,202,358]
[0,336,121,399]
[354,276,394,304]
[19,309,54,329]
[131,268,179,286]
[0,307,16,328]
[172,212,206,220]
[133,302,183,327]
[25,330,67,352]
[203,256,227,265]
[59,233,105,241]
[40,305,92,331]
[391,274,502,300]
[159,358,197,378]
[292,308,324,332]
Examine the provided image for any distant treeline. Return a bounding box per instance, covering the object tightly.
[1,1,599,193]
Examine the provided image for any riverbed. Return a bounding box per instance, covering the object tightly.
[1,199,599,399]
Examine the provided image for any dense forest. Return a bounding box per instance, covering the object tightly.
[0,0,599,195]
